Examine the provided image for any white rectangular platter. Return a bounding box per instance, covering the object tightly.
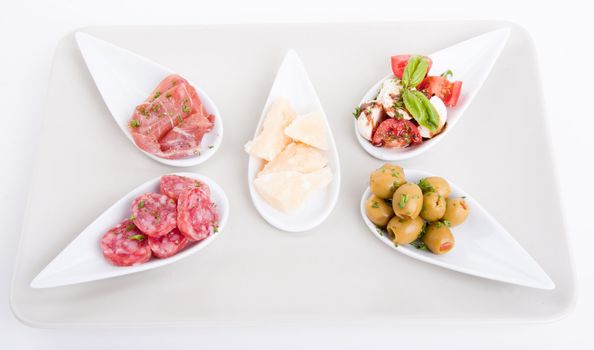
[11,22,574,327]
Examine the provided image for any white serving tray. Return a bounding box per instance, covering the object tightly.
[11,22,574,328]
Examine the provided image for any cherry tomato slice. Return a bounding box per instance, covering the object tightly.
[444,81,462,107]
[419,76,463,107]
[371,118,422,148]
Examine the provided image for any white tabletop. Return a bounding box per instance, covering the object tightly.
[1,0,592,348]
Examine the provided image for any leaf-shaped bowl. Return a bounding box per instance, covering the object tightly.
[30,172,229,288]
[75,32,223,167]
[247,50,341,232]
[355,28,510,160]
[360,168,554,289]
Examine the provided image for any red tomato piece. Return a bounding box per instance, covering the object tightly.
[444,81,462,107]
[371,118,422,148]
[419,76,463,107]
[391,55,433,79]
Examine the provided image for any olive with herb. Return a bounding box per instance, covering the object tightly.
[392,182,423,220]
[420,192,446,222]
[443,197,469,227]
[418,176,451,198]
[423,222,455,255]
[387,216,424,245]
[370,164,406,199]
[365,195,394,227]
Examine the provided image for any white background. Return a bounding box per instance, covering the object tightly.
[1,0,592,348]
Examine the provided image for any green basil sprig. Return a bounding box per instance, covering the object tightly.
[402,55,430,88]
[402,90,440,132]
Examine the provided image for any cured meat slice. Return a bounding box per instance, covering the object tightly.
[129,74,213,159]
[177,187,219,241]
[160,175,209,200]
[100,219,152,266]
[130,193,177,237]
[159,114,214,159]
[148,228,190,259]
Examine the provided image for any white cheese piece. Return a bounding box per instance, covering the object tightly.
[284,111,328,150]
[377,78,403,118]
[356,101,385,141]
[259,142,327,176]
[244,98,296,161]
[419,96,448,139]
[254,168,333,214]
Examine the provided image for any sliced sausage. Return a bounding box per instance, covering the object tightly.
[148,228,190,259]
[177,187,218,241]
[100,219,152,266]
[131,192,177,237]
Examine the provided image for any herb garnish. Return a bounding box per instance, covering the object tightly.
[398,194,409,209]
[153,91,161,100]
[128,234,146,241]
[371,201,380,209]
[440,69,453,79]
[353,106,361,119]
[125,223,136,231]
[418,178,435,194]
[177,115,183,125]
[130,119,141,128]
[182,104,190,113]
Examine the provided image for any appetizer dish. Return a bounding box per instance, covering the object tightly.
[355,55,462,149]
[129,75,216,159]
[353,29,511,161]
[75,32,222,167]
[246,49,340,232]
[31,173,228,288]
[363,164,468,255]
[360,164,554,289]
[101,175,218,266]
[245,97,333,214]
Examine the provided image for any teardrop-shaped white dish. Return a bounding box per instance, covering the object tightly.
[360,169,554,290]
[247,50,341,232]
[355,28,510,161]
[30,173,229,288]
[75,32,223,167]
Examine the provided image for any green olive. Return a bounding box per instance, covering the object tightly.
[423,222,455,255]
[420,192,446,222]
[443,198,469,227]
[370,164,406,199]
[392,182,423,220]
[365,195,394,227]
[419,176,451,198]
[387,216,424,245]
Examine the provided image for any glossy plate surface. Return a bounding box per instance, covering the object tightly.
[76,32,223,167]
[31,173,229,288]
[355,28,510,160]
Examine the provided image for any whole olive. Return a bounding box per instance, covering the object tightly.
[423,222,455,255]
[443,197,469,227]
[419,176,451,198]
[392,182,423,220]
[370,164,406,199]
[365,195,394,227]
[420,192,446,222]
[387,216,424,245]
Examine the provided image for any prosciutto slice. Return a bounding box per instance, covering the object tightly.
[129,75,214,159]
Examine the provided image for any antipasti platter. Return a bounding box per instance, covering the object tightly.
[11,22,574,328]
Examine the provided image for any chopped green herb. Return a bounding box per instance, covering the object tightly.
[153,91,161,100]
[129,214,136,221]
[435,222,443,228]
[138,200,145,209]
[194,181,202,187]
[443,220,451,227]
[418,178,435,194]
[410,237,428,251]
[177,115,183,125]
[128,234,146,241]
[208,145,214,149]
[440,69,453,79]
[182,104,190,113]
[371,201,379,209]
[353,106,361,119]
[130,119,141,128]
[213,225,219,233]
[165,92,172,99]
[125,223,136,231]
[461,196,467,199]
[398,194,409,209]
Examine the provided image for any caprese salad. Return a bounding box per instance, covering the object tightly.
[355,55,462,149]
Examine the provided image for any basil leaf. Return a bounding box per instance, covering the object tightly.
[402,90,440,132]
[402,55,429,88]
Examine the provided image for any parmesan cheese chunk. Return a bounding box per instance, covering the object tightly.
[259,142,327,176]
[253,168,333,213]
[284,111,328,150]
[245,98,296,161]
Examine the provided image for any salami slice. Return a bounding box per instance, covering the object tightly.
[100,219,152,266]
[160,175,209,200]
[177,187,219,241]
[131,193,177,237]
[148,228,190,259]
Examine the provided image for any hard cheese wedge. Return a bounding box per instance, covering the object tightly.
[245,98,296,161]
[259,142,327,176]
[253,168,333,213]
[284,111,328,150]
